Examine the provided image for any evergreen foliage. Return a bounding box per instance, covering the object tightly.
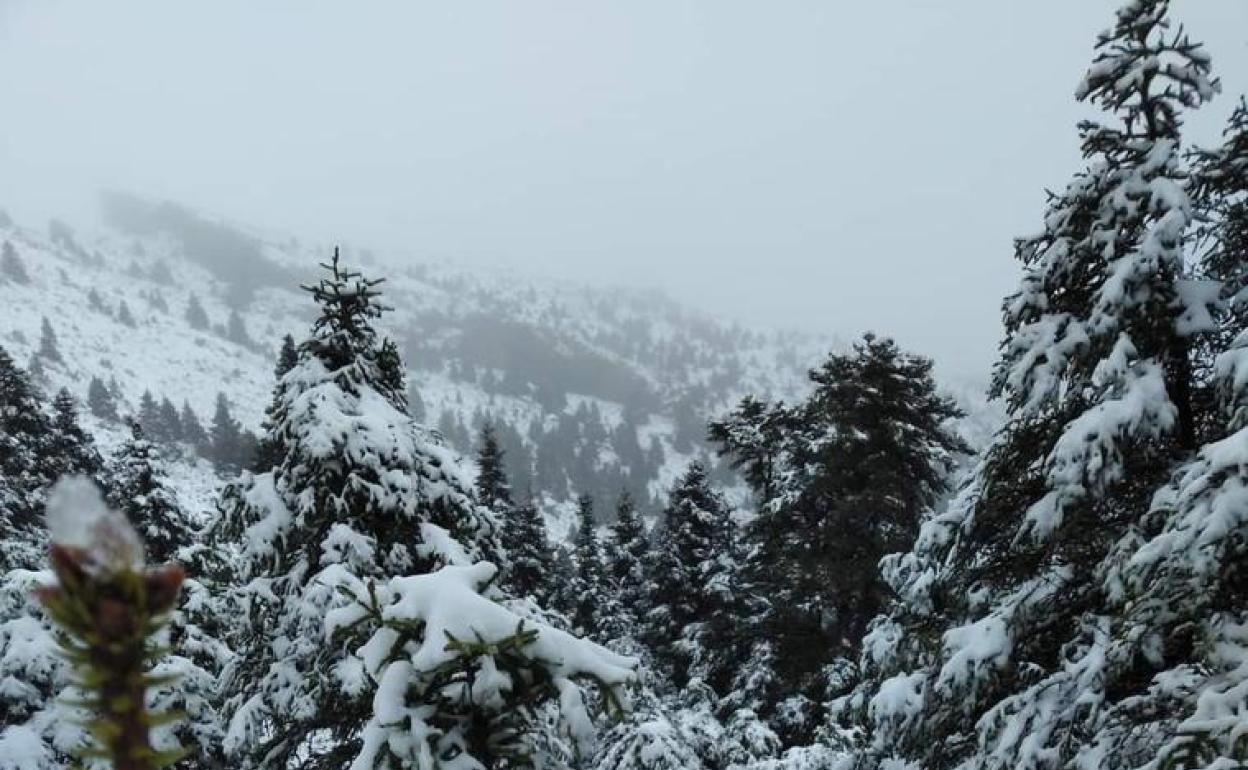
[185,294,209,331]
[88,375,120,422]
[1,241,29,285]
[37,318,61,364]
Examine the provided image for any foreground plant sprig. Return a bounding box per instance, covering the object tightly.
[35,476,187,770]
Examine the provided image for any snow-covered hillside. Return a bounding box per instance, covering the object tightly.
[0,202,996,535]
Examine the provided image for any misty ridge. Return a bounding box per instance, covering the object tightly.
[1,2,1248,770]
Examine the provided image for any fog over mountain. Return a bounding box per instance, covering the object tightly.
[3,1,1245,377]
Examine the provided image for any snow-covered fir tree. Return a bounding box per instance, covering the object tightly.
[1,240,29,285]
[106,422,231,768]
[86,376,119,422]
[212,251,633,770]
[606,491,649,635]
[710,334,967,740]
[501,490,557,606]
[47,387,102,480]
[36,318,61,365]
[568,493,609,637]
[476,422,514,512]
[0,347,59,567]
[833,6,1231,770]
[180,400,208,450]
[641,462,744,697]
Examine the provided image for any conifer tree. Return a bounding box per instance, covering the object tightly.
[185,294,209,331]
[500,490,557,605]
[475,422,514,511]
[0,347,58,564]
[568,493,608,636]
[408,382,427,422]
[836,7,1225,770]
[48,387,102,479]
[87,287,107,314]
[208,393,245,472]
[88,375,119,422]
[118,299,137,327]
[157,396,183,443]
[1,240,29,285]
[180,401,208,450]
[37,317,62,364]
[138,389,161,434]
[607,491,649,628]
[275,333,298,378]
[226,309,251,347]
[211,251,516,770]
[641,463,740,691]
[108,422,191,561]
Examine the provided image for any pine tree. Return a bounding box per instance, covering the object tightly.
[87,375,119,422]
[1,240,29,285]
[0,347,58,565]
[180,400,208,450]
[185,293,209,331]
[118,299,137,327]
[208,392,245,472]
[87,287,107,313]
[211,251,515,770]
[500,490,557,605]
[641,463,740,692]
[158,396,183,443]
[37,317,62,364]
[275,333,298,378]
[568,493,608,636]
[408,381,427,423]
[98,427,231,767]
[836,7,1224,770]
[108,423,191,568]
[375,337,406,409]
[475,422,514,511]
[607,491,649,627]
[137,389,161,437]
[48,387,102,479]
[226,309,251,347]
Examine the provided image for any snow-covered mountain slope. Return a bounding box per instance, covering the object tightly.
[0,201,999,535]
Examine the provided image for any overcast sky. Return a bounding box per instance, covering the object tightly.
[2,1,1246,378]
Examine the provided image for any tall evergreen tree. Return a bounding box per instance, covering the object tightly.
[475,422,514,511]
[501,489,557,605]
[87,375,119,422]
[37,317,62,364]
[108,422,191,568]
[1,241,28,285]
[138,389,161,435]
[118,299,137,327]
[185,293,209,331]
[157,396,183,443]
[226,309,251,347]
[0,347,57,565]
[208,392,245,472]
[104,422,232,768]
[641,463,740,692]
[568,493,608,636]
[212,251,507,770]
[836,7,1225,770]
[275,333,298,378]
[712,336,967,734]
[607,490,649,627]
[47,387,102,479]
[180,400,209,450]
